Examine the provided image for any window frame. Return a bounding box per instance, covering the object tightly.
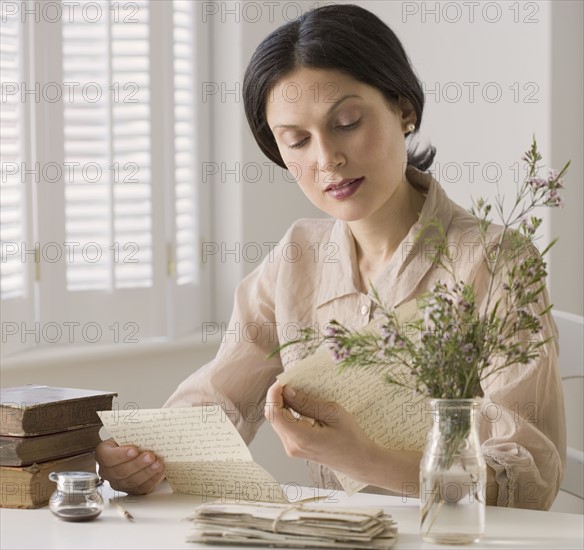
[0,0,211,357]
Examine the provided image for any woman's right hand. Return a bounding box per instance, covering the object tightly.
[95,438,166,495]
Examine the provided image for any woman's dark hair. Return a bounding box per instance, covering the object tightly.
[243,3,436,172]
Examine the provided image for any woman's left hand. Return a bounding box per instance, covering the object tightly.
[264,381,379,482]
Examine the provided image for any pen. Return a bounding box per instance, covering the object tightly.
[109,498,134,522]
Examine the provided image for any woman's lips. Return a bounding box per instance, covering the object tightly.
[325,177,364,200]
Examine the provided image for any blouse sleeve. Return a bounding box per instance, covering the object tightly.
[163,248,284,445]
[472,247,566,510]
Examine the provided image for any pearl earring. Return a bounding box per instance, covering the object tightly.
[406,123,416,133]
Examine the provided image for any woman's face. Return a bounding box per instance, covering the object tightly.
[266,67,415,223]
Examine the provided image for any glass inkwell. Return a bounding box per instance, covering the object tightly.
[49,471,104,522]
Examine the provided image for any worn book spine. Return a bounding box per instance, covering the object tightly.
[0,425,103,466]
[0,452,96,509]
[1,390,116,436]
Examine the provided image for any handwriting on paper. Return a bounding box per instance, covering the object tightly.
[98,407,286,502]
[277,299,429,495]
[98,407,252,461]
[166,461,287,503]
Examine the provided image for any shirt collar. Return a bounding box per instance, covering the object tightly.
[316,167,453,309]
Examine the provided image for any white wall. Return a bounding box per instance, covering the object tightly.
[2,0,581,488]
[550,0,584,316]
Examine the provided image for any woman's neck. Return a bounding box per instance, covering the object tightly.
[348,176,426,292]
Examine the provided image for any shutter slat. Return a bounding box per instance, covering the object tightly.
[63,0,153,291]
[173,0,198,285]
[0,8,25,299]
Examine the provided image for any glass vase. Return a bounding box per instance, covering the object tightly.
[419,399,486,544]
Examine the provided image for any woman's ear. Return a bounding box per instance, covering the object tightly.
[397,96,417,127]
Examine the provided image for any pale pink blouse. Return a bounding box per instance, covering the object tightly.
[164,166,566,511]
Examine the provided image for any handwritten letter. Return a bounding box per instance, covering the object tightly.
[277,299,430,494]
[98,407,285,502]
[166,461,287,503]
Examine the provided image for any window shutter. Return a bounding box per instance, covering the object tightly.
[173,0,199,287]
[1,0,208,356]
[0,3,36,356]
[1,3,26,299]
[166,0,212,337]
[62,0,153,291]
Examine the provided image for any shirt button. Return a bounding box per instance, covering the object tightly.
[361,305,370,316]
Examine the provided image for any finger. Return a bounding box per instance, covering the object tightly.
[101,453,165,494]
[264,381,285,423]
[268,388,322,434]
[95,440,168,495]
[101,451,164,480]
[264,382,325,455]
[282,386,340,425]
[265,381,284,408]
[132,468,166,495]
[265,389,309,427]
[96,440,142,468]
[268,401,324,461]
[109,465,166,495]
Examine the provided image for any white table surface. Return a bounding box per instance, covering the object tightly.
[1,482,582,550]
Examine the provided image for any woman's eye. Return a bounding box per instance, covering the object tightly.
[289,138,308,150]
[287,120,360,149]
[336,119,360,130]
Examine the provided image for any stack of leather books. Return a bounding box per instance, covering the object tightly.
[0,385,116,508]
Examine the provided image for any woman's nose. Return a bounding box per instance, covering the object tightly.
[315,137,345,179]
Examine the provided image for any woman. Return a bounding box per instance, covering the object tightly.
[96,4,565,510]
